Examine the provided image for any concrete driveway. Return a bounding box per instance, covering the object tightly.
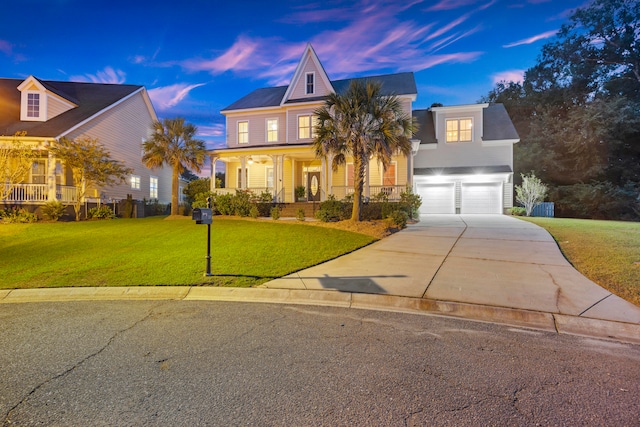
[262,215,640,339]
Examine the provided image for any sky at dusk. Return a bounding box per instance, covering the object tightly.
[2,0,587,151]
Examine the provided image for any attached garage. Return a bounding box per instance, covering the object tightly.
[460,182,502,214]
[417,183,455,214]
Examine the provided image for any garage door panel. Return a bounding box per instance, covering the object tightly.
[418,183,455,214]
[461,183,501,214]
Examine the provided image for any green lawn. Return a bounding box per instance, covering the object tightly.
[521,217,640,306]
[0,217,376,289]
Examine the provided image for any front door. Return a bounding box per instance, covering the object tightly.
[307,172,321,202]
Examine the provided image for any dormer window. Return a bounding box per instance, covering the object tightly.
[306,72,314,95]
[27,93,40,118]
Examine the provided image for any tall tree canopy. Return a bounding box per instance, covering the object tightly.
[313,80,415,221]
[143,118,206,216]
[484,0,640,220]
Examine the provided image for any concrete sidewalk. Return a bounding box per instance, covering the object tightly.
[1,215,639,343]
[261,215,640,343]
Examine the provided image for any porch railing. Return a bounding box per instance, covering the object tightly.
[330,185,404,201]
[3,184,78,203]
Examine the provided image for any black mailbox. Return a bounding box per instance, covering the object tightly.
[192,208,212,225]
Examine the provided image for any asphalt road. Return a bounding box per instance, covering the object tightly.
[1,300,639,426]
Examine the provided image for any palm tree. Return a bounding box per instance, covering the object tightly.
[313,80,416,221]
[142,118,206,216]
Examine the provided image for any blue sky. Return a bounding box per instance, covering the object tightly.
[2,0,586,151]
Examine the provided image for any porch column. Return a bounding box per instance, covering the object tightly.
[47,151,56,201]
[364,161,370,200]
[320,157,326,202]
[277,155,285,202]
[209,155,218,190]
[327,154,333,198]
[239,156,247,189]
[270,155,278,201]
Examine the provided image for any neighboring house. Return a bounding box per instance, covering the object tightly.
[209,44,419,203]
[0,75,172,212]
[208,43,520,213]
[412,104,520,214]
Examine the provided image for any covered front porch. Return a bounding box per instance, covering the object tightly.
[208,145,411,203]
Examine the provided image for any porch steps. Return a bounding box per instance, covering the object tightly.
[277,202,321,218]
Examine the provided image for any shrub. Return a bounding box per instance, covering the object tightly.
[250,205,259,219]
[385,209,408,229]
[232,190,253,217]
[41,200,66,221]
[122,194,134,218]
[315,195,350,222]
[88,205,115,219]
[1,207,38,223]
[213,193,234,215]
[145,199,167,216]
[509,206,526,216]
[270,206,281,220]
[398,187,422,219]
[296,208,306,221]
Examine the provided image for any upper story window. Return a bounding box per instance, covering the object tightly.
[131,175,141,190]
[266,119,278,142]
[298,115,316,140]
[150,177,158,199]
[27,93,40,118]
[306,72,314,95]
[238,121,249,144]
[446,118,473,143]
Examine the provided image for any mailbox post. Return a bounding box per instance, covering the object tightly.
[191,198,213,276]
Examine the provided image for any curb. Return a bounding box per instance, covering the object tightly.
[1,286,639,344]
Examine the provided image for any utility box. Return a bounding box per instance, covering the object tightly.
[192,208,212,225]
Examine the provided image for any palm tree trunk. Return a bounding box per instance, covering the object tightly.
[351,147,365,221]
[171,166,180,216]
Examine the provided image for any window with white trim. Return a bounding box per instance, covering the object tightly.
[446,118,473,142]
[382,162,397,186]
[306,72,314,94]
[150,176,158,199]
[298,115,316,140]
[237,167,249,188]
[238,121,249,144]
[27,93,40,118]
[266,119,278,142]
[131,175,141,190]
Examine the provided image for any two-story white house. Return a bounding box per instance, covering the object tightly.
[0,76,172,214]
[209,44,520,214]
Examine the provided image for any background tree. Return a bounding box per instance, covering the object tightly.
[183,177,210,207]
[142,118,206,216]
[483,0,640,220]
[313,80,415,221]
[0,131,36,201]
[51,136,132,221]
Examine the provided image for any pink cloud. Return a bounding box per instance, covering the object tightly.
[503,30,558,48]
[0,40,12,55]
[148,83,205,111]
[427,0,482,11]
[197,123,225,138]
[492,69,525,84]
[72,67,126,84]
[179,0,486,84]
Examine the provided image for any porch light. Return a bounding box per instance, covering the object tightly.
[247,156,254,165]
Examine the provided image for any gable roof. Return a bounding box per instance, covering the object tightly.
[222,72,417,112]
[281,43,334,105]
[0,78,145,137]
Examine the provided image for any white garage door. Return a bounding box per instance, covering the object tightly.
[461,183,502,214]
[417,183,455,214]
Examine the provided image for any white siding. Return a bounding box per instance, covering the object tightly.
[64,92,172,204]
